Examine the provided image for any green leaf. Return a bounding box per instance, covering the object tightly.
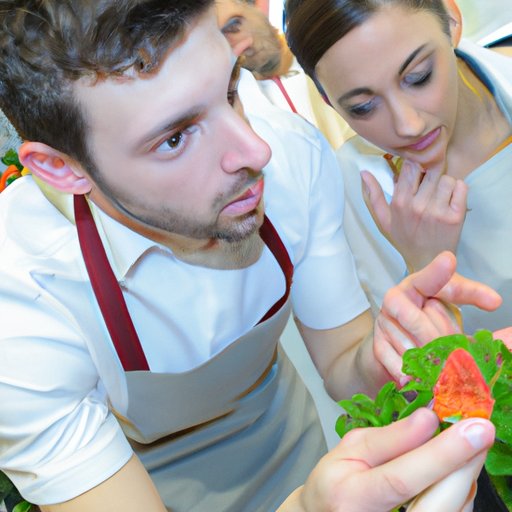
[401,334,469,392]
[0,148,22,170]
[487,440,512,476]
[397,390,433,420]
[335,413,370,438]
[489,475,512,510]
[377,382,408,424]
[467,330,505,384]
[12,501,32,512]
[0,470,14,501]
[335,331,512,483]
[338,394,383,427]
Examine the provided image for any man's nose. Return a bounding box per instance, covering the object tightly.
[220,112,271,174]
[229,33,254,57]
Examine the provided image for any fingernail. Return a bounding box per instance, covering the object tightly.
[402,338,415,351]
[461,420,488,450]
[399,374,411,387]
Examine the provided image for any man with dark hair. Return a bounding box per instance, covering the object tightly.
[0,1,499,510]
[217,0,289,79]
[215,0,354,148]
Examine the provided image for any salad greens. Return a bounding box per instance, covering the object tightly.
[335,330,512,509]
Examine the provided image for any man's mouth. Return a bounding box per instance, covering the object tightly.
[404,127,441,152]
[221,178,264,216]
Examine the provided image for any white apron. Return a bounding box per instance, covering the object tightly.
[74,195,326,512]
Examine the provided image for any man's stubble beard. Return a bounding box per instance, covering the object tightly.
[91,169,264,244]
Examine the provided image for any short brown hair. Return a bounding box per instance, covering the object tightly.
[0,0,213,174]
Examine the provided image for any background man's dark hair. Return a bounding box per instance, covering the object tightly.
[0,0,213,176]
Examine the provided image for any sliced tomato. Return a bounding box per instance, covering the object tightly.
[433,348,495,422]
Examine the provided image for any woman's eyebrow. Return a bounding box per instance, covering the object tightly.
[336,43,429,106]
[398,44,428,75]
[337,87,372,106]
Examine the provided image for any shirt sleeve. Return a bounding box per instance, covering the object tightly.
[0,269,132,505]
[253,112,370,329]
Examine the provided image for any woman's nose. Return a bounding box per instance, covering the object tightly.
[390,98,426,138]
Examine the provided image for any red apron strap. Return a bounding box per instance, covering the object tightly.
[258,216,293,324]
[74,194,150,371]
[271,76,298,114]
[74,194,292,369]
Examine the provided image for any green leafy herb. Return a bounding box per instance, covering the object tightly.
[335,330,512,508]
[0,471,32,512]
[0,149,22,171]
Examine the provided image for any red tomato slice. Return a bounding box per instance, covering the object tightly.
[433,348,495,422]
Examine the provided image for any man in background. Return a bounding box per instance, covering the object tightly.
[216,0,354,148]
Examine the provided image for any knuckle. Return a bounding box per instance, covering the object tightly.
[379,472,411,503]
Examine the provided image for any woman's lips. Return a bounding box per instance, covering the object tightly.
[222,178,264,215]
[404,127,441,152]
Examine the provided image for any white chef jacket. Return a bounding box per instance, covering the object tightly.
[338,39,512,333]
[0,104,368,503]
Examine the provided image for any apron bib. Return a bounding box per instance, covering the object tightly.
[74,195,326,511]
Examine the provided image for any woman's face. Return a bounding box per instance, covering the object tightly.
[316,4,459,172]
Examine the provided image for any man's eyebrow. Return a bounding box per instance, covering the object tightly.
[136,60,241,149]
[136,108,202,148]
[336,44,428,106]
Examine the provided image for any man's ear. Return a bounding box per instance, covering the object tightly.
[443,0,462,47]
[18,141,92,194]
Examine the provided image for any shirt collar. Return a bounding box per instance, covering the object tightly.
[35,177,160,280]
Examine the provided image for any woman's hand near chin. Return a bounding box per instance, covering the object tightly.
[361,159,468,273]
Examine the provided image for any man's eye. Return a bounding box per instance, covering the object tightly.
[221,17,242,34]
[156,131,185,153]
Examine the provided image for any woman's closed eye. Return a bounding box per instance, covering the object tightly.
[403,67,433,87]
[346,98,378,118]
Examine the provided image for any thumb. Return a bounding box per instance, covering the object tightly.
[406,451,486,512]
[361,170,391,234]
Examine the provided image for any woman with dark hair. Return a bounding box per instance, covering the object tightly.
[285,1,511,510]
[286,0,512,346]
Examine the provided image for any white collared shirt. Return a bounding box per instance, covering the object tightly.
[0,105,368,503]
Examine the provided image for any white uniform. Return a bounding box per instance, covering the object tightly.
[0,104,368,509]
[241,60,354,149]
[338,39,512,335]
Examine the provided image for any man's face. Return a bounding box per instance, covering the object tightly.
[317,5,459,174]
[73,8,271,247]
[216,0,282,78]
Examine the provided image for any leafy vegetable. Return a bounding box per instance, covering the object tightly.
[0,471,32,512]
[335,330,512,508]
[0,149,22,171]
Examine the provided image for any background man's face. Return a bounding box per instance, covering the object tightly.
[216,0,282,78]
